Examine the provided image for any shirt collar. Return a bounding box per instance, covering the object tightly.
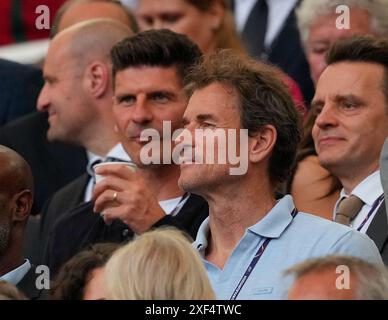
[0,260,31,285]
[193,217,210,257]
[86,143,132,177]
[193,195,296,255]
[247,194,295,238]
[340,170,383,207]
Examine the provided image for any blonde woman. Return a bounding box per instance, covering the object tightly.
[105,228,215,300]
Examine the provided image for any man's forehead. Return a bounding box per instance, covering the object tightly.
[317,62,385,91]
[114,66,182,90]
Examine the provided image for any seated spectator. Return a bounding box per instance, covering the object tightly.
[50,243,118,300]
[289,0,388,218]
[105,228,215,300]
[178,49,382,299]
[0,145,44,299]
[46,30,208,275]
[286,255,388,300]
[0,281,28,300]
[311,36,388,263]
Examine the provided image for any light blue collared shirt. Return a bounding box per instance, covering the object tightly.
[0,260,31,285]
[194,195,383,300]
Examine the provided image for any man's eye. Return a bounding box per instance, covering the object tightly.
[118,96,135,105]
[311,47,328,55]
[152,94,169,103]
[341,101,358,110]
[161,13,182,24]
[140,16,153,26]
[199,122,216,129]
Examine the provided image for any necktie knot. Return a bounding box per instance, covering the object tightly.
[334,195,364,226]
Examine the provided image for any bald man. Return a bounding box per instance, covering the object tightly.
[0,0,138,216]
[0,146,43,299]
[38,19,134,263]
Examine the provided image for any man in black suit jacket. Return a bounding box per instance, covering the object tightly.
[43,30,209,273]
[0,112,87,215]
[0,59,43,126]
[0,146,46,299]
[232,0,314,103]
[312,36,388,263]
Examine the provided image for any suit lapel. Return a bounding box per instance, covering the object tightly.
[366,201,388,252]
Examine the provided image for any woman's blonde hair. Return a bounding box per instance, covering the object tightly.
[105,228,215,300]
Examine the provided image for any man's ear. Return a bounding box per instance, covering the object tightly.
[11,190,33,223]
[84,61,109,99]
[249,125,277,163]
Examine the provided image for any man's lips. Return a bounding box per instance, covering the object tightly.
[317,136,345,146]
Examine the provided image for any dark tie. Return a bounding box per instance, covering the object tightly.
[334,195,364,226]
[241,0,269,59]
[87,157,126,185]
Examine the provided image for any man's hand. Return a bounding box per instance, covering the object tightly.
[92,164,165,234]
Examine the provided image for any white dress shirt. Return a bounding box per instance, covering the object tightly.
[333,171,385,233]
[84,143,132,202]
[0,259,31,285]
[234,0,298,49]
[159,194,189,217]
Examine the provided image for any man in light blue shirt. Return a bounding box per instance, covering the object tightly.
[177,50,382,300]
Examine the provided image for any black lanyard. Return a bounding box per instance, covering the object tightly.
[357,193,385,231]
[230,208,298,300]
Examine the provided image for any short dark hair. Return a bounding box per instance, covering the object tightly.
[50,243,119,300]
[110,29,203,84]
[184,49,302,185]
[326,35,388,106]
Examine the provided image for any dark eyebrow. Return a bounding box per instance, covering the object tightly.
[115,93,134,102]
[196,114,217,122]
[334,94,364,105]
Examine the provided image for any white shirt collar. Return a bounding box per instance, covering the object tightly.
[339,170,383,207]
[86,143,132,177]
[0,260,31,285]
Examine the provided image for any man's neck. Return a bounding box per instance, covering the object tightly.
[204,176,276,269]
[138,164,184,201]
[340,164,379,195]
[84,133,119,158]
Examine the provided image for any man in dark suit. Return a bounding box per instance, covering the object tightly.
[232,0,314,103]
[43,29,209,274]
[0,59,43,125]
[312,36,388,263]
[0,145,46,299]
